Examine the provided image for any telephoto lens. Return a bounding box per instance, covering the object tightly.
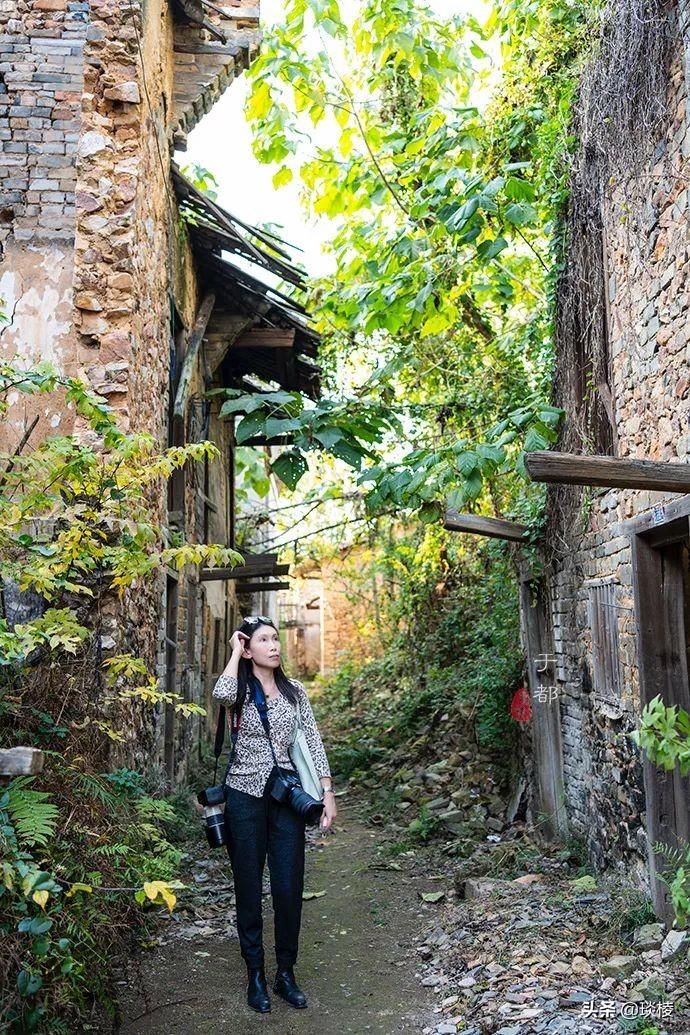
[197,785,229,848]
[287,784,324,826]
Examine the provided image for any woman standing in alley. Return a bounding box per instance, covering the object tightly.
[212,615,337,1014]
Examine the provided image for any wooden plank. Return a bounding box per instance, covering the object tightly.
[173,292,216,421]
[236,581,290,592]
[0,747,44,777]
[201,562,290,581]
[205,314,253,374]
[587,581,622,700]
[518,578,568,840]
[619,496,690,537]
[241,435,296,446]
[444,509,530,542]
[233,328,295,349]
[525,451,690,492]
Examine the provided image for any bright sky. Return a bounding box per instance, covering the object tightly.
[180,0,490,277]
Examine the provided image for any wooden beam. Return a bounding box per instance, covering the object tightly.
[444,509,530,542]
[236,580,290,592]
[173,292,216,422]
[175,0,227,41]
[524,451,690,492]
[205,314,254,374]
[241,435,296,446]
[201,562,290,582]
[232,328,296,349]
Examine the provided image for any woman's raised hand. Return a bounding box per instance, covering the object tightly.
[229,629,249,656]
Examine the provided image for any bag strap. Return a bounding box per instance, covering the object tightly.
[252,677,282,771]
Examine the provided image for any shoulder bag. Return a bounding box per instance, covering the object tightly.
[288,689,324,801]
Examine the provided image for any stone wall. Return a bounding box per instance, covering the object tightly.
[0,0,251,787]
[538,31,690,889]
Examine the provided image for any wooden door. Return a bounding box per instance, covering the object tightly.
[631,517,690,922]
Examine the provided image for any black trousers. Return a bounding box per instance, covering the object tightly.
[224,765,306,970]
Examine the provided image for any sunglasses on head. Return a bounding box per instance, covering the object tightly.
[242,615,272,625]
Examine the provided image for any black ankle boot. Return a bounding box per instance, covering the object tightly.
[273,966,307,1008]
[247,965,271,1012]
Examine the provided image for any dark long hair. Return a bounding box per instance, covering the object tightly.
[235,617,299,711]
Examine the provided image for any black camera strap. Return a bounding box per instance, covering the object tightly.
[251,677,282,772]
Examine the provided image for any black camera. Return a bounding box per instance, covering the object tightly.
[197,783,229,848]
[270,771,324,826]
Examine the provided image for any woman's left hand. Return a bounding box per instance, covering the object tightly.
[320,793,337,832]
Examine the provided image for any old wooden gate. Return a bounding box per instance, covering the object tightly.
[628,499,690,922]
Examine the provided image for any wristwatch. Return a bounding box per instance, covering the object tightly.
[322,785,335,795]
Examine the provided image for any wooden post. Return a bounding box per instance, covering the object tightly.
[518,575,568,840]
[525,451,690,492]
[173,292,216,423]
[444,509,530,541]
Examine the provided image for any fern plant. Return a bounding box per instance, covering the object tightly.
[652,837,690,929]
[6,776,60,849]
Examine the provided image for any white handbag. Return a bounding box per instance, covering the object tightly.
[289,694,323,801]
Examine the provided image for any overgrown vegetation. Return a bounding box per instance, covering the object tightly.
[313,527,523,842]
[0,360,240,1031]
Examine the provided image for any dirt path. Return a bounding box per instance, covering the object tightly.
[113,792,440,1033]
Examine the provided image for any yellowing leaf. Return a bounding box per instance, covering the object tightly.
[339,128,355,158]
[247,80,272,121]
[32,890,49,908]
[335,105,350,128]
[65,882,93,898]
[159,886,177,912]
[273,166,294,188]
[421,309,454,336]
[142,880,177,912]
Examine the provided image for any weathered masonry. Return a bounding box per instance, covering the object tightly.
[521,0,690,923]
[0,0,321,787]
[444,1,690,923]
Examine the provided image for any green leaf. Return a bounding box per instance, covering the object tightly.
[235,411,268,444]
[329,439,366,469]
[270,450,308,490]
[313,427,346,448]
[504,201,537,226]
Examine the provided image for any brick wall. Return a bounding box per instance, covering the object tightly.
[539,35,690,888]
[0,0,84,245]
[0,0,249,786]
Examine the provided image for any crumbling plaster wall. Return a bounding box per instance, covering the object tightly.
[0,0,233,784]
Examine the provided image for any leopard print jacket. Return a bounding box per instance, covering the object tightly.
[212,673,331,797]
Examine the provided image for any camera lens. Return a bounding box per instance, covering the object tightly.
[203,805,228,848]
[287,785,324,826]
